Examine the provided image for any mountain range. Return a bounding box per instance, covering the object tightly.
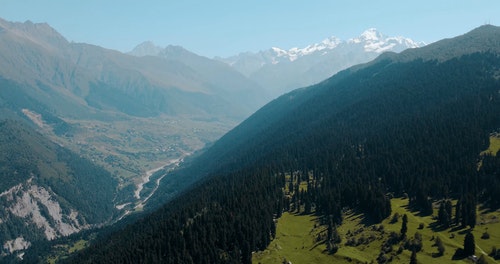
[0,18,268,119]
[0,16,445,261]
[61,25,500,264]
[129,29,424,97]
[0,17,267,257]
[216,28,423,95]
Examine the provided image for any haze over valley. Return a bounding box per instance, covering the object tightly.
[1,1,500,263]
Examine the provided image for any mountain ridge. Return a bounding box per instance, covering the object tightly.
[0,120,117,256]
[74,24,500,263]
[0,17,267,119]
[211,28,424,96]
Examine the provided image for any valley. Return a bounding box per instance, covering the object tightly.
[52,116,233,206]
[22,106,234,207]
[56,25,500,264]
[1,12,500,264]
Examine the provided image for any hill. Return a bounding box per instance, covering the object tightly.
[0,120,117,258]
[50,25,500,263]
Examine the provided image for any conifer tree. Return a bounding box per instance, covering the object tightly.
[464,232,475,256]
[410,249,417,264]
[401,214,408,239]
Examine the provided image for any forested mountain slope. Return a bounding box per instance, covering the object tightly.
[0,17,265,228]
[64,25,500,263]
[0,120,117,257]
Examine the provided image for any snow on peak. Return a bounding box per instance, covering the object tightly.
[359,28,383,42]
[271,36,341,62]
[220,29,424,68]
[349,28,422,53]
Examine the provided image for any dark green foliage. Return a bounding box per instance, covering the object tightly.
[71,29,500,263]
[64,166,282,264]
[0,120,117,261]
[434,236,445,256]
[401,214,408,238]
[326,217,341,254]
[390,212,399,224]
[478,153,500,208]
[438,200,452,228]
[405,232,423,252]
[464,232,476,256]
[456,195,477,228]
[490,246,500,260]
[410,249,417,264]
[478,254,489,264]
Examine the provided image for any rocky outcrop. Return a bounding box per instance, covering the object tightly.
[3,237,30,254]
[0,177,87,254]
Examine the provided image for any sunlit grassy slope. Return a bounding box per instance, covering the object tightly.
[254,198,500,264]
[481,135,500,156]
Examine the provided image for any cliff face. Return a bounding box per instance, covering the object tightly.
[1,177,87,255]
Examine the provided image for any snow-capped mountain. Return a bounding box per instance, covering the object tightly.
[217,28,424,96]
[349,28,422,53]
[270,36,342,62]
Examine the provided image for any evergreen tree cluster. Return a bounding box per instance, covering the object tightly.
[65,167,282,264]
[68,49,500,262]
[478,151,500,208]
[0,120,117,255]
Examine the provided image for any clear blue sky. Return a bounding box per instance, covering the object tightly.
[1,0,499,57]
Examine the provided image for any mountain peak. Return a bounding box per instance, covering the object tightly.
[268,35,342,62]
[359,28,384,41]
[348,28,421,53]
[128,41,163,57]
[263,29,421,62]
[0,18,68,52]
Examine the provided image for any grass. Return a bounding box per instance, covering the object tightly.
[254,198,500,264]
[253,212,332,264]
[47,239,88,264]
[479,135,500,169]
[481,135,500,156]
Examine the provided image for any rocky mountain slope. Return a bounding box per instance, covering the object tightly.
[0,120,117,258]
[0,17,268,216]
[217,28,424,95]
[0,17,268,258]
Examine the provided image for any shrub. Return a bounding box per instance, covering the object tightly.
[390,213,399,224]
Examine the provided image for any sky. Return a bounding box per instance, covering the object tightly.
[1,0,499,57]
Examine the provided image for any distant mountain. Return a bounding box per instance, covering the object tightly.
[66,25,500,263]
[128,41,163,57]
[0,17,268,257]
[0,17,266,120]
[0,16,270,195]
[217,28,424,96]
[0,120,117,256]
